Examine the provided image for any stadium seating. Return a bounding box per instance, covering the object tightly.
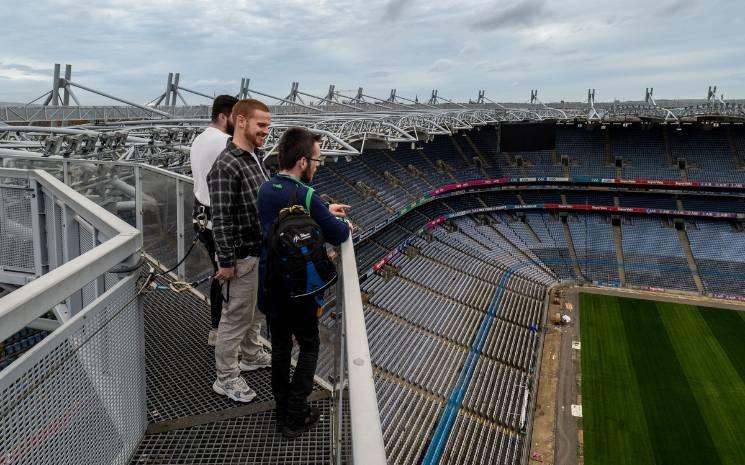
[392,144,453,187]
[277,123,745,462]
[669,126,741,182]
[332,122,745,464]
[567,214,619,284]
[555,125,616,178]
[309,125,745,232]
[609,125,681,180]
[687,221,745,294]
[620,217,697,291]
[360,210,552,459]
[0,328,49,370]
[520,189,561,204]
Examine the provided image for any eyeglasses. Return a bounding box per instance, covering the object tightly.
[305,157,322,163]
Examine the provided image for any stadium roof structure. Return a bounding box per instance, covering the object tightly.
[2,64,745,167]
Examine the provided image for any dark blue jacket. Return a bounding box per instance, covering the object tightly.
[257,174,350,316]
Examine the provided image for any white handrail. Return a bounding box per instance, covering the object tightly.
[0,168,141,341]
[338,238,387,464]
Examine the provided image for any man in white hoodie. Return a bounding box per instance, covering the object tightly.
[189,95,238,346]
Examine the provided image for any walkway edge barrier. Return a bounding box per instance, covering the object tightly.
[0,168,141,342]
[338,238,387,464]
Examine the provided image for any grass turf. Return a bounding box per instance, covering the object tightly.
[579,293,745,465]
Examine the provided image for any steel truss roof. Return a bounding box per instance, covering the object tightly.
[2,100,745,172]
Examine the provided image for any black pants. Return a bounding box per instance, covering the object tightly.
[268,303,320,421]
[195,224,222,329]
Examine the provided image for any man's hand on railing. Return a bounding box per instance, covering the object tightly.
[328,203,351,217]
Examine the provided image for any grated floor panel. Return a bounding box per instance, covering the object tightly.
[142,276,324,423]
[131,399,337,465]
[136,275,344,464]
[143,279,274,423]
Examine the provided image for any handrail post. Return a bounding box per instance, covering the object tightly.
[63,159,70,185]
[335,292,347,465]
[135,165,143,233]
[176,178,185,279]
[29,179,47,277]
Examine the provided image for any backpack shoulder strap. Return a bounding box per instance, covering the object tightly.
[279,175,314,212]
[304,186,314,213]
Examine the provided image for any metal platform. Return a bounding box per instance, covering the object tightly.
[132,399,335,465]
[132,276,342,463]
[142,277,276,423]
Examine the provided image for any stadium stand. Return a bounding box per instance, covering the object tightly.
[669,126,741,182]
[360,209,553,462]
[563,190,615,205]
[618,193,678,209]
[687,221,745,294]
[620,217,697,291]
[681,195,745,213]
[556,126,616,178]
[610,125,680,180]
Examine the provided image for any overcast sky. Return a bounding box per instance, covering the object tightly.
[1,0,744,105]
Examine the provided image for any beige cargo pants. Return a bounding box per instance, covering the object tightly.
[215,256,263,381]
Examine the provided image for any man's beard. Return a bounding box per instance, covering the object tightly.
[226,120,235,136]
[300,164,313,183]
[247,131,264,149]
[244,127,261,149]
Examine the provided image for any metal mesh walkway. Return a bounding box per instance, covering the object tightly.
[133,399,335,465]
[129,276,339,464]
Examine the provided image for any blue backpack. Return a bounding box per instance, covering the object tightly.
[265,186,337,299]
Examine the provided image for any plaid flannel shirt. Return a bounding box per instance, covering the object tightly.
[207,139,269,268]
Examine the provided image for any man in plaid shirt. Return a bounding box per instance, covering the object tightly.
[207,99,272,402]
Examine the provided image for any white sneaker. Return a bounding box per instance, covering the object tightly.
[239,349,272,371]
[208,329,217,347]
[212,376,257,403]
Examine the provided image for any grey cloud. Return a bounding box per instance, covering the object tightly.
[0,63,51,73]
[1,0,744,104]
[485,59,531,73]
[429,59,457,73]
[658,0,699,16]
[383,0,415,21]
[602,13,638,26]
[603,14,619,25]
[365,70,393,78]
[459,43,480,56]
[471,0,548,30]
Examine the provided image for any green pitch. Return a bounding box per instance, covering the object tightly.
[579,293,745,465]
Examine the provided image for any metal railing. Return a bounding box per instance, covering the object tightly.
[0,154,212,286]
[0,152,386,464]
[0,167,141,339]
[0,167,143,465]
[333,238,387,465]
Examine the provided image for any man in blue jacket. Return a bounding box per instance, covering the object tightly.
[257,127,351,438]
